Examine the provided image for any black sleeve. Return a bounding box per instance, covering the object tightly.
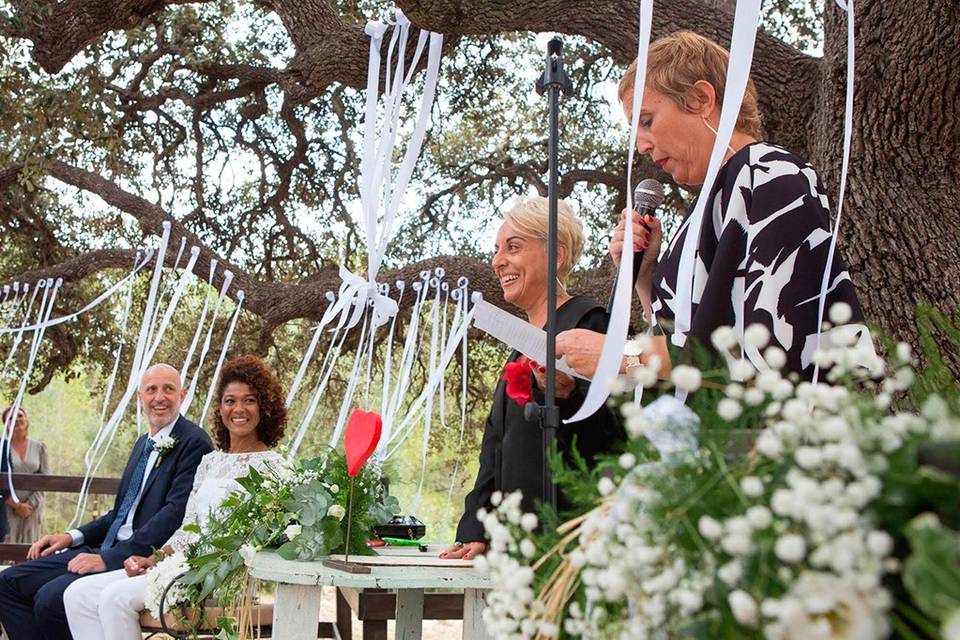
[455,399,500,543]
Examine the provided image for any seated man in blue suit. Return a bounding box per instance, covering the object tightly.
[0,363,213,640]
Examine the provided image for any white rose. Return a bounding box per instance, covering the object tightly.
[618,452,637,469]
[671,365,702,392]
[718,560,743,586]
[721,533,752,556]
[795,447,823,469]
[327,505,346,521]
[746,506,773,529]
[728,590,758,626]
[866,530,894,557]
[774,534,806,563]
[764,346,787,370]
[698,516,723,540]
[740,476,764,498]
[756,431,784,459]
[718,398,742,421]
[729,359,756,381]
[597,477,616,497]
[519,539,536,558]
[284,524,302,540]
[329,484,340,494]
[711,326,739,351]
[520,513,538,532]
[239,543,258,565]
[743,324,770,350]
[828,301,852,324]
[744,388,766,406]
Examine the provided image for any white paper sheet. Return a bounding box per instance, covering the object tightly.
[472,300,587,380]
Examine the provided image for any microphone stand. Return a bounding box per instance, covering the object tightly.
[526,37,573,517]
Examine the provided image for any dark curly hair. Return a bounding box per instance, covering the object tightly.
[211,355,287,451]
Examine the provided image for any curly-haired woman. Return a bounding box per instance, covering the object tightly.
[63,355,289,640]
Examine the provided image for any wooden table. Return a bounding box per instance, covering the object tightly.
[249,550,492,640]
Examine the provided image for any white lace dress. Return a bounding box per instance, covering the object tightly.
[63,449,287,640]
[167,450,286,553]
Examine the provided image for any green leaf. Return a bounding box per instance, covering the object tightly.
[903,513,960,622]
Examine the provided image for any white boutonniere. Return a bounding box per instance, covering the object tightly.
[152,434,178,467]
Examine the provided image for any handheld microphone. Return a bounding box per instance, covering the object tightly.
[607,178,664,313]
[631,178,665,284]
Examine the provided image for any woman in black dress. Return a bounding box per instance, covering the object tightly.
[441,197,625,560]
[559,31,871,381]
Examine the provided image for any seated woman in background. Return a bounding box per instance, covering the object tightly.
[441,196,626,561]
[558,31,871,381]
[1,406,50,545]
[63,355,288,640]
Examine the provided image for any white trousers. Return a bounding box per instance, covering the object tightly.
[63,569,145,640]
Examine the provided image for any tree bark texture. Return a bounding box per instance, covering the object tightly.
[3,0,959,378]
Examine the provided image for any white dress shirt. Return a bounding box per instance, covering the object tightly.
[68,418,178,547]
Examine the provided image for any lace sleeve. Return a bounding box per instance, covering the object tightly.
[166,453,211,553]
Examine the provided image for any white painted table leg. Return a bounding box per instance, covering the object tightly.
[462,589,491,640]
[272,582,323,640]
[395,588,425,640]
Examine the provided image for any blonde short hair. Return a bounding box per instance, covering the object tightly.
[618,31,762,138]
[503,196,585,282]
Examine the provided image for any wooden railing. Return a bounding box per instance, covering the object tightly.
[0,473,120,562]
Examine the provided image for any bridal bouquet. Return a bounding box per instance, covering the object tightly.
[478,312,960,640]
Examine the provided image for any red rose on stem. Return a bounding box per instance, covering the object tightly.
[502,356,534,406]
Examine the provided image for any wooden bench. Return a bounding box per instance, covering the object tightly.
[0,473,120,562]
[336,587,465,640]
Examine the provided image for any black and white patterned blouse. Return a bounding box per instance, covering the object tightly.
[651,142,869,378]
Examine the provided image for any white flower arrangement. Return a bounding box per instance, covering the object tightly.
[152,433,178,459]
[479,311,960,639]
[144,551,191,619]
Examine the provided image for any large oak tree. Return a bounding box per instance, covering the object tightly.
[1,0,958,388]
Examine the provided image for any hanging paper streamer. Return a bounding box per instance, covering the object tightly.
[197,291,246,426]
[564,0,654,424]
[3,277,62,502]
[181,270,234,413]
[673,0,761,358]
[285,292,337,407]
[812,0,856,383]
[0,252,154,338]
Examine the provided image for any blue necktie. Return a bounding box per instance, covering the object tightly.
[102,438,154,549]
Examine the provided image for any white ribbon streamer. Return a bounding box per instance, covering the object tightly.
[181,270,234,413]
[197,291,246,427]
[384,291,478,459]
[180,259,218,386]
[564,0,653,424]
[0,252,154,337]
[285,292,337,406]
[4,277,61,502]
[672,0,762,352]
[812,0,856,383]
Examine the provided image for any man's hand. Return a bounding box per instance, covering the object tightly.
[123,555,155,577]
[67,553,107,575]
[27,533,72,560]
[15,503,34,518]
[439,542,487,560]
[530,361,577,399]
[556,329,608,379]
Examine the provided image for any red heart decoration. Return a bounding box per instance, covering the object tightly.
[344,408,382,477]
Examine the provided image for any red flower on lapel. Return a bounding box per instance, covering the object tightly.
[502,356,534,407]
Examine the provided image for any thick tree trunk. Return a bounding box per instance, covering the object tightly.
[812,0,960,356]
